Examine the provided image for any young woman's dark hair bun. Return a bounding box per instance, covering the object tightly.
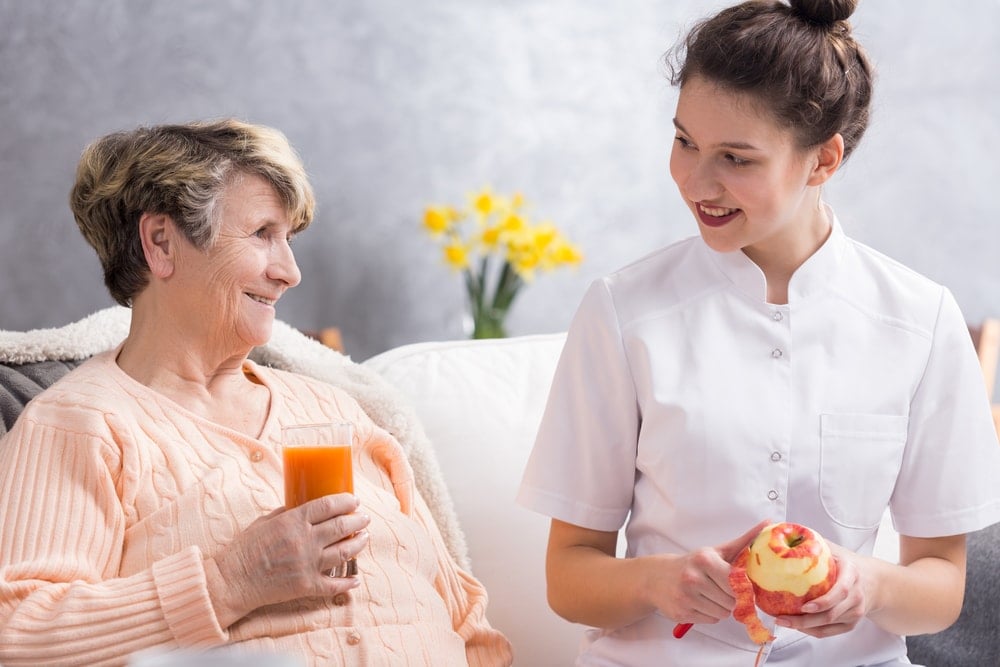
[666,0,873,161]
[790,0,858,28]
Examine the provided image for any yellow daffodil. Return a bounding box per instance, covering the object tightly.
[481,225,503,249]
[423,206,452,236]
[551,240,583,266]
[443,241,470,270]
[531,224,558,250]
[421,188,583,338]
[472,189,495,217]
[509,247,541,282]
[499,213,526,234]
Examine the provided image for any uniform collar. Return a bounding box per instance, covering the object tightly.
[703,205,848,305]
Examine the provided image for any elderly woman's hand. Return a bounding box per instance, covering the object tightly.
[207,494,371,627]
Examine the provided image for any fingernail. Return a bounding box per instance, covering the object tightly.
[801,603,817,613]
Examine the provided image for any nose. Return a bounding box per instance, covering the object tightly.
[270,239,302,288]
[673,153,722,203]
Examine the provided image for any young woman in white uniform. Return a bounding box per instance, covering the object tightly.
[517,1,1000,665]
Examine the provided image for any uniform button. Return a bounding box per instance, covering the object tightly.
[772,311,783,322]
[346,631,361,646]
[249,450,264,462]
[767,489,779,500]
[771,348,783,359]
[770,451,782,462]
[333,593,349,606]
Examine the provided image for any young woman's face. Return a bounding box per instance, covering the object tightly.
[669,76,828,259]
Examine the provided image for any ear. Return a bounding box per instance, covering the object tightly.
[806,133,845,187]
[138,212,177,279]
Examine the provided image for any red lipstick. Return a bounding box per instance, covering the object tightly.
[696,204,741,228]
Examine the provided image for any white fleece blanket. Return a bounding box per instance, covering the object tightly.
[0,307,470,570]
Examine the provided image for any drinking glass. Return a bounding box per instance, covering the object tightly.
[281,422,357,577]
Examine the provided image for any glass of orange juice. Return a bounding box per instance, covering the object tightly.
[281,422,358,577]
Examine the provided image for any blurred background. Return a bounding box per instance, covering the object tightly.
[1,0,998,361]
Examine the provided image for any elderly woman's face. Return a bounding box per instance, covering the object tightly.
[174,173,301,350]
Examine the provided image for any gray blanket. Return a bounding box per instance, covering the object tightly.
[1,359,83,434]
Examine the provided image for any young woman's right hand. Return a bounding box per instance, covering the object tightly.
[207,493,371,627]
[546,517,769,630]
[654,520,770,626]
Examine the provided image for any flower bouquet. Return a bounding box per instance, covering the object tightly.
[422,188,583,339]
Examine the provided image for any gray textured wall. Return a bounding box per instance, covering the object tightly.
[1,0,998,361]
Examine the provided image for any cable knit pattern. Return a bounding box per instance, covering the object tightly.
[0,350,512,666]
[0,306,469,571]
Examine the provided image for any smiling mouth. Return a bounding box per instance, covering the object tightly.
[247,293,276,306]
[696,203,741,227]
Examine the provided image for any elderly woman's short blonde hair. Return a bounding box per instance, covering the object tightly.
[69,118,316,306]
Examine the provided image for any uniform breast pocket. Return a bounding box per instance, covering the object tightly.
[820,413,908,529]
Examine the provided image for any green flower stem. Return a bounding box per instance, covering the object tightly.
[491,260,523,313]
[462,258,522,339]
[464,268,482,317]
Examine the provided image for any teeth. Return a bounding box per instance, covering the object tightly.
[700,204,738,217]
[248,294,275,306]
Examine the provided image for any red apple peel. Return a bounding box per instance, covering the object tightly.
[729,547,776,645]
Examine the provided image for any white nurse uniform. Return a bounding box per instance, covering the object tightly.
[518,212,1000,666]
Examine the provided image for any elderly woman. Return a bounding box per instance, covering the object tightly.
[0,119,512,666]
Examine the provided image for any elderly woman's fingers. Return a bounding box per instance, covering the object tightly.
[299,493,360,524]
[320,530,370,576]
[295,494,371,547]
[315,512,371,548]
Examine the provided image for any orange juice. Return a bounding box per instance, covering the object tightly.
[282,445,353,508]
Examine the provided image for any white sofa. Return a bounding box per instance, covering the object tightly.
[363,333,584,665]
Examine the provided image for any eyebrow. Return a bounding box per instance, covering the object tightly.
[673,118,761,152]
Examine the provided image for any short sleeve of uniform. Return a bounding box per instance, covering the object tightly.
[891,287,1000,536]
[516,278,639,532]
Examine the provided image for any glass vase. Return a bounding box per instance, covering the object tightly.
[470,307,509,339]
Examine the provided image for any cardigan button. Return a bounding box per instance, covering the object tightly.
[347,631,361,645]
[249,450,264,463]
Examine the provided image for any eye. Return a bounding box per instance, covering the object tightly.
[253,226,269,239]
[674,135,695,150]
[725,153,751,168]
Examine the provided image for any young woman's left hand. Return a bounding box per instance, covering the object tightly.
[772,542,871,638]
